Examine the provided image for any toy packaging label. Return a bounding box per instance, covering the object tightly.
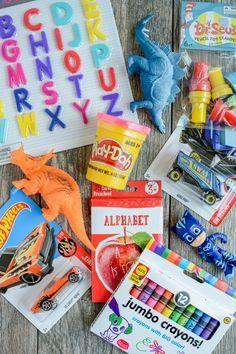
[91,240,236,354]
[0,188,91,333]
[180,1,236,51]
[145,117,236,226]
[0,0,138,166]
[91,180,163,302]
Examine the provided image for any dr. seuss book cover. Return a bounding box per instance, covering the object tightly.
[180,1,236,51]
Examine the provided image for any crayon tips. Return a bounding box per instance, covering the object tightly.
[177,305,196,327]
[154,290,173,313]
[161,296,176,317]
[146,285,165,308]
[185,309,204,331]
[138,280,157,303]
[130,278,148,298]
[129,278,219,340]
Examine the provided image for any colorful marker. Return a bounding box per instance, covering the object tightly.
[154,290,173,313]
[130,278,149,298]
[146,284,165,308]
[170,306,185,322]
[192,313,211,336]
[185,309,204,331]
[161,296,176,317]
[138,280,157,303]
[201,318,219,340]
[177,305,196,327]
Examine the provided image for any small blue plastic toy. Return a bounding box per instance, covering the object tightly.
[172,210,236,279]
[224,72,236,92]
[128,15,184,134]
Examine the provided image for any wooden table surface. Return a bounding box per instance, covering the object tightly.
[0,0,235,353]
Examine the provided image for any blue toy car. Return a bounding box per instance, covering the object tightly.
[168,151,224,205]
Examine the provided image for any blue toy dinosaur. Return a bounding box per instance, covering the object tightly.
[172,210,236,279]
[128,15,184,133]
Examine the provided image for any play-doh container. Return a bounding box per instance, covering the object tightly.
[86,113,150,189]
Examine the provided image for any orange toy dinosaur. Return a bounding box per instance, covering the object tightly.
[11,147,95,252]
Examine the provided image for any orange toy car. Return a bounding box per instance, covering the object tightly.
[0,222,55,293]
[31,266,83,312]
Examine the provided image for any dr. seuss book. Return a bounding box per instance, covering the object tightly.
[91,240,236,354]
[180,1,236,51]
[0,0,137,165]
[91,181,163,302]
[0,187,91,333]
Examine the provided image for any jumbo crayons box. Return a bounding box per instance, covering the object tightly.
[91,240,236,354]
[0,188,91,333]
[91,181,163,302]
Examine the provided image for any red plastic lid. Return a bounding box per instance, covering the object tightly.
[189,61,211,92]
[210,100,226,121]
[97,113,151,135]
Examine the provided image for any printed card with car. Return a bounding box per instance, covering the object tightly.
[0,187,91,333]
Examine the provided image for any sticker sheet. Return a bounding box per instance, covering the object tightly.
[0,0,137,165]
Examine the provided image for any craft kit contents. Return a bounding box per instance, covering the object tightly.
[209,68,233,101]
[145,1,236,226]
[145,117,236,226]
[91,180,163,302]
[128,14,184,134]
[91,240,236,354]
[224,72,236,92]
[0,187,91,333]
[11,146,94,251]
[189,62,211,124]
[172,210,236,278]
[210,99,236,127]
[0,0,138,165]
[86,114,150,190]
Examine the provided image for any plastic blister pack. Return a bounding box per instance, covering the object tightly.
[145,1,236,226]
[0,188,91,333]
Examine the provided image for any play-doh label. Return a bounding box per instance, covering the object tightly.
[0,202,30,248]
[180,2,236,51]
[91,139,133,171]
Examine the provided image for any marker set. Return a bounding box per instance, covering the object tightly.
[91,240,236,354]
[130,279,219,340]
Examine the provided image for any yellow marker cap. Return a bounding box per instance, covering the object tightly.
[189,91,211,124]
[209,68,233,100]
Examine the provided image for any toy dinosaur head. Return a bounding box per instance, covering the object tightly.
[11,146,55,175]
[171,210,206,247]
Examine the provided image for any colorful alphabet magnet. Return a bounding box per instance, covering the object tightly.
[0,0,137,165]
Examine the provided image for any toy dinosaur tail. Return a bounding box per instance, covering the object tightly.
[135,15,159,58]
[65,199,95,252]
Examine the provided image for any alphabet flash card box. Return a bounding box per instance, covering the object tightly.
[0,187,91,333]
[91,240,236,354]
[0,0,137,165]
[91,181,163,303]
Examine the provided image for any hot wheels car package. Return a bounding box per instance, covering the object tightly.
[145,1,236,226]
[0,188,91,333]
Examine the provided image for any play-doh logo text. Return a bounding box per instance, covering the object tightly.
[91,139,133,171]
[0,202,30,248]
